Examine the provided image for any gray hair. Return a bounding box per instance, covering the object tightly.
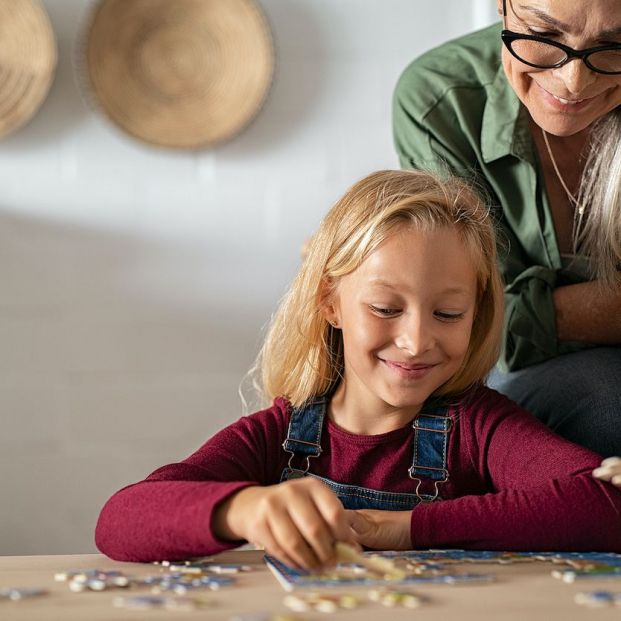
[576,108,621,286]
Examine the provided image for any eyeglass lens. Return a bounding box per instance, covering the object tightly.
[509,39,621,73]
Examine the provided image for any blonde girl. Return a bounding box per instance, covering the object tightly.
[96,170,621,568]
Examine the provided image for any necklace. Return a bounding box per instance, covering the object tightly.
[541,127,585,217]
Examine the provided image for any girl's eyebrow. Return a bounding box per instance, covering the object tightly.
[368,278,396,289]
[367,279,470,295]
[518,4,621,39]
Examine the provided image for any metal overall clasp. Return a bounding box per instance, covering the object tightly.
[282,439,322,479]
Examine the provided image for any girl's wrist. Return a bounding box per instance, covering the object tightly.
[212,486,260,542]
[388,510,413,549]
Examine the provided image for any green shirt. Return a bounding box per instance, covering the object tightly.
[393,22,587,372]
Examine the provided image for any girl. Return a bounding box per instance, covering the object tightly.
[96,170,621,569]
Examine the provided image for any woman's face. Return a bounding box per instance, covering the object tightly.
[499,0,621,136]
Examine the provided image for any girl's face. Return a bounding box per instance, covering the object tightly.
[325,225,478,423]
[500,0,621,136]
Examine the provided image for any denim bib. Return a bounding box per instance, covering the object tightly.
[280,395,452,510]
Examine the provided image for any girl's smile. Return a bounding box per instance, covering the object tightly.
[379,358,438,380]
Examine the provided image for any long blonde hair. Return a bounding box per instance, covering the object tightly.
[257,170,504,407]
[576,108,621,285]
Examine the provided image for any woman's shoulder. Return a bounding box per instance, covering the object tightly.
[395,23,502,117]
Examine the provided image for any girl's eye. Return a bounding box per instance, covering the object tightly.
[434,311,466,322]
[369,305,400,317]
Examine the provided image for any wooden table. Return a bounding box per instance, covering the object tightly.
[2,549,621,620]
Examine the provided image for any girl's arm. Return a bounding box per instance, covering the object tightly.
[213,477,356,570]
[95,403,287,562]
[95,401,355,567]
[405,390,621,551]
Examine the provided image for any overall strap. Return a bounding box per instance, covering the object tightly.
[409,402,452,502]
[281,395,328,476]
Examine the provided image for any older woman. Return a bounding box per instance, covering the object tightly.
[394,0,621,455]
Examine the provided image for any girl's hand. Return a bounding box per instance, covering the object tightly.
[213,478,357,570]
[346,509,412,551]
[593,457,621,486]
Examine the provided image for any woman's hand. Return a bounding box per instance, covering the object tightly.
[593,457,621,486]
[212,478,357,570]
[346,509,412,551]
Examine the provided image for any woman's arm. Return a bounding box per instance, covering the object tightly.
[554,281,621,343]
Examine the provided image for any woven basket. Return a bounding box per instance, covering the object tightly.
[85,0,274,149]
[0,0,57,138]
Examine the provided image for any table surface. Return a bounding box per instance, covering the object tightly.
[2,549,621,620]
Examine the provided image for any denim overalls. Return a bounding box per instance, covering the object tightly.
[280,394,452,510]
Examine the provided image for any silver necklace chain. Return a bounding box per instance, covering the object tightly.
[541,127,585,217]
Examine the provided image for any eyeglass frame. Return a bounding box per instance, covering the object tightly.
[501,0,621,75]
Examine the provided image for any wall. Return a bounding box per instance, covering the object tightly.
[0,0,498,555]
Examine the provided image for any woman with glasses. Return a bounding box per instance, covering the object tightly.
[394,0,621,456]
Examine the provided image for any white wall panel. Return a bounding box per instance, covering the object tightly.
[0,0,497,554]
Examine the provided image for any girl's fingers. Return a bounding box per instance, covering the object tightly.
[288,501,336,566]
[346,509,372,537]
[269,510,322,570]
[312,482,357,546]
[593,456,621,486]
[255,521,300,570]
[593,466,613,480]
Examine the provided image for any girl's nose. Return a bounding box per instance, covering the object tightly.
[394,314,434,355]
[554,59,597,95]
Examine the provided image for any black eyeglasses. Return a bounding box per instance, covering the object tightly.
[501,0,621,75]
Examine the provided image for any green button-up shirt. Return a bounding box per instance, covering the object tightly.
[393,22,587,372]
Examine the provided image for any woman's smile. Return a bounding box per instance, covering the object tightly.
[534,79,608,112]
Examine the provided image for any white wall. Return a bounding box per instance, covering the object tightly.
[0,0,498,555]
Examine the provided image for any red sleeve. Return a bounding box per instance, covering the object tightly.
[410,388,621,551]
[95,399,290,562]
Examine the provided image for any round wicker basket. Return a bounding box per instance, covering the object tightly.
[85,0,274,149]
[0,0,57,138]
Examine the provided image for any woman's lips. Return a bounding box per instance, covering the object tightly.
[381,359,436,379]
[536,82,599,112]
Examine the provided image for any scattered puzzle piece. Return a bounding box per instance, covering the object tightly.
[575,591,621,607]
[284,592,360,613]
[368,587,427,608]
[0,587,48,601]
[113,594,209,611]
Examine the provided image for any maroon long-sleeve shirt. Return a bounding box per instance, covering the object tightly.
[96,387,621,561]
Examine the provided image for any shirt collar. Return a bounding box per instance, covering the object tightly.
[481,59,534,164]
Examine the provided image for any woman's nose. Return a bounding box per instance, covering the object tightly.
[554,59,597,95]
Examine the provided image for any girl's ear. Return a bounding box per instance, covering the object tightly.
[318,277,340,328]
